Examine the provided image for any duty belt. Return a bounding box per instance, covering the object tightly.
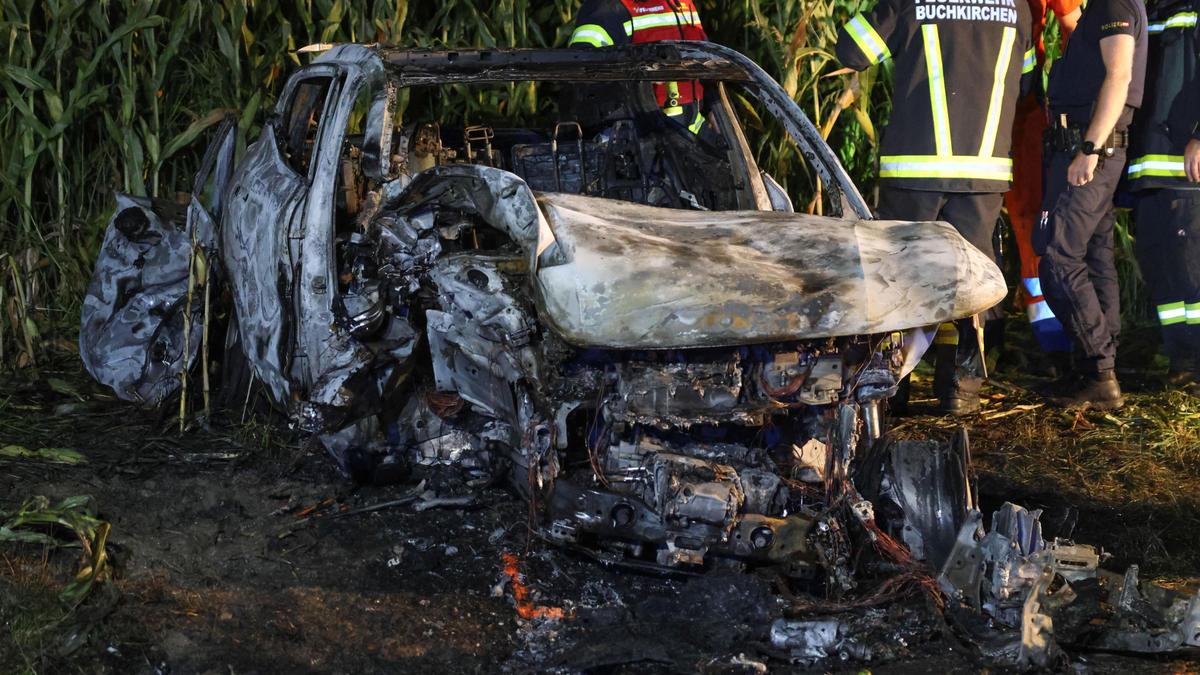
[1045,115,1129,157]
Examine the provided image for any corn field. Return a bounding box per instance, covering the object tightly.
[0,0,1143,371]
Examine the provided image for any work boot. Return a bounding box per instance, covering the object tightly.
[937,375,982,415]
[933,334,983,416]
[1048,370,1124,410]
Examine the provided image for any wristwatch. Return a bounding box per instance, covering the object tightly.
[1081,141,1114,158]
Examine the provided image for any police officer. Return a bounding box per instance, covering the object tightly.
[1037,0,1148,409]
[836,0,1035,415]
[568,0,708,134]
[1128,0,1200,391]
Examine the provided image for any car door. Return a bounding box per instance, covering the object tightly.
[222,66,341,405]
[293,67,396,404]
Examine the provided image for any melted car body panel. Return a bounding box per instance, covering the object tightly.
[222,123,306,402]
[534,192,1007,349]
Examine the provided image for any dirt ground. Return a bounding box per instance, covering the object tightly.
[3,349,1200,674]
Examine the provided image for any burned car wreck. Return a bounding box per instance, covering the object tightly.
[215,41,1004,571]
[81,42,1200,667]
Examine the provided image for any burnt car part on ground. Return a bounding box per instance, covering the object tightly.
[78,42,1199,668]
[80,114,236,406]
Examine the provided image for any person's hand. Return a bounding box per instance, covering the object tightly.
[1185,138,1200,183]
[1067,152,1098,186]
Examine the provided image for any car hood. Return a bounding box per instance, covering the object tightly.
[533,193,1006,349]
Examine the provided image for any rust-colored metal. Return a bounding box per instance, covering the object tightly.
[427,390,466,418]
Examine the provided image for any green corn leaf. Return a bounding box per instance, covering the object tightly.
[1,65,53,91]
[0,445,87,464]
[124,127,146,196]
[240,90,263,132]
[160,108,234,165]
[0,526,61,546]
[42,90,64,123]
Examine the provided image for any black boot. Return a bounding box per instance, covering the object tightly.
[1049,370,1124,410]
[933,322,983,416]
[937,373,982,415]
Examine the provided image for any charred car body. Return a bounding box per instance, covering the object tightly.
[215,42,1005,574]
[82,41,1200,666]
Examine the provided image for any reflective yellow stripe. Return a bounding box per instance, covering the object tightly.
[569,24,614,47]
[623,10,702,33]
[665,81,681,105]
[846,14,891,65]
[1149,11,1197,32]
[880,155,1013,181]
[688,112,705,134]
[935,322,959,346]
[979,27,1016,158]
[662,81,686,116]
[1159,301,1187,326]
[1188,302,1200,325]
[1021,47,1036,74]
[922,25,952,156]
[1128,155,1187,179]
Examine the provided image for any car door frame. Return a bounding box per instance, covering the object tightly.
[292,60,398,401]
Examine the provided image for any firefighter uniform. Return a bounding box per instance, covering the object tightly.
[1128,0,1200,384]
[837,0,1035,414]
[1036,0,1148,408]
[569,0,708,134]
[1005,0,1081,359]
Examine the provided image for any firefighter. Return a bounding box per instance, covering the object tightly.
[1128,0,1200,391]
[836,0,1035,415]
[1005,0,1081,368]
[1036,0,1148,409]
[568,0,708,134]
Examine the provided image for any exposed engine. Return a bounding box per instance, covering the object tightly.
[539,338,900,574]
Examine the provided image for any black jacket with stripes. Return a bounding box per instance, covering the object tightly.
[837,0,1035,193]
[1128,0,1200,190]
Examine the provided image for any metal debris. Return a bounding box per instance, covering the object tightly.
[936,501,1200,668]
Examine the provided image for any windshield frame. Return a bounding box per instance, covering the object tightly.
[314,42,872,220]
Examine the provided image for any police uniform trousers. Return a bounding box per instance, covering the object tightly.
[1035,146,1125,373]
[878,187,1003,395]
[1134,189,1200,371]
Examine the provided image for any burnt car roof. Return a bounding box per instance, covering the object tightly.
[317,42,755,84]
[376,44,754,84]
